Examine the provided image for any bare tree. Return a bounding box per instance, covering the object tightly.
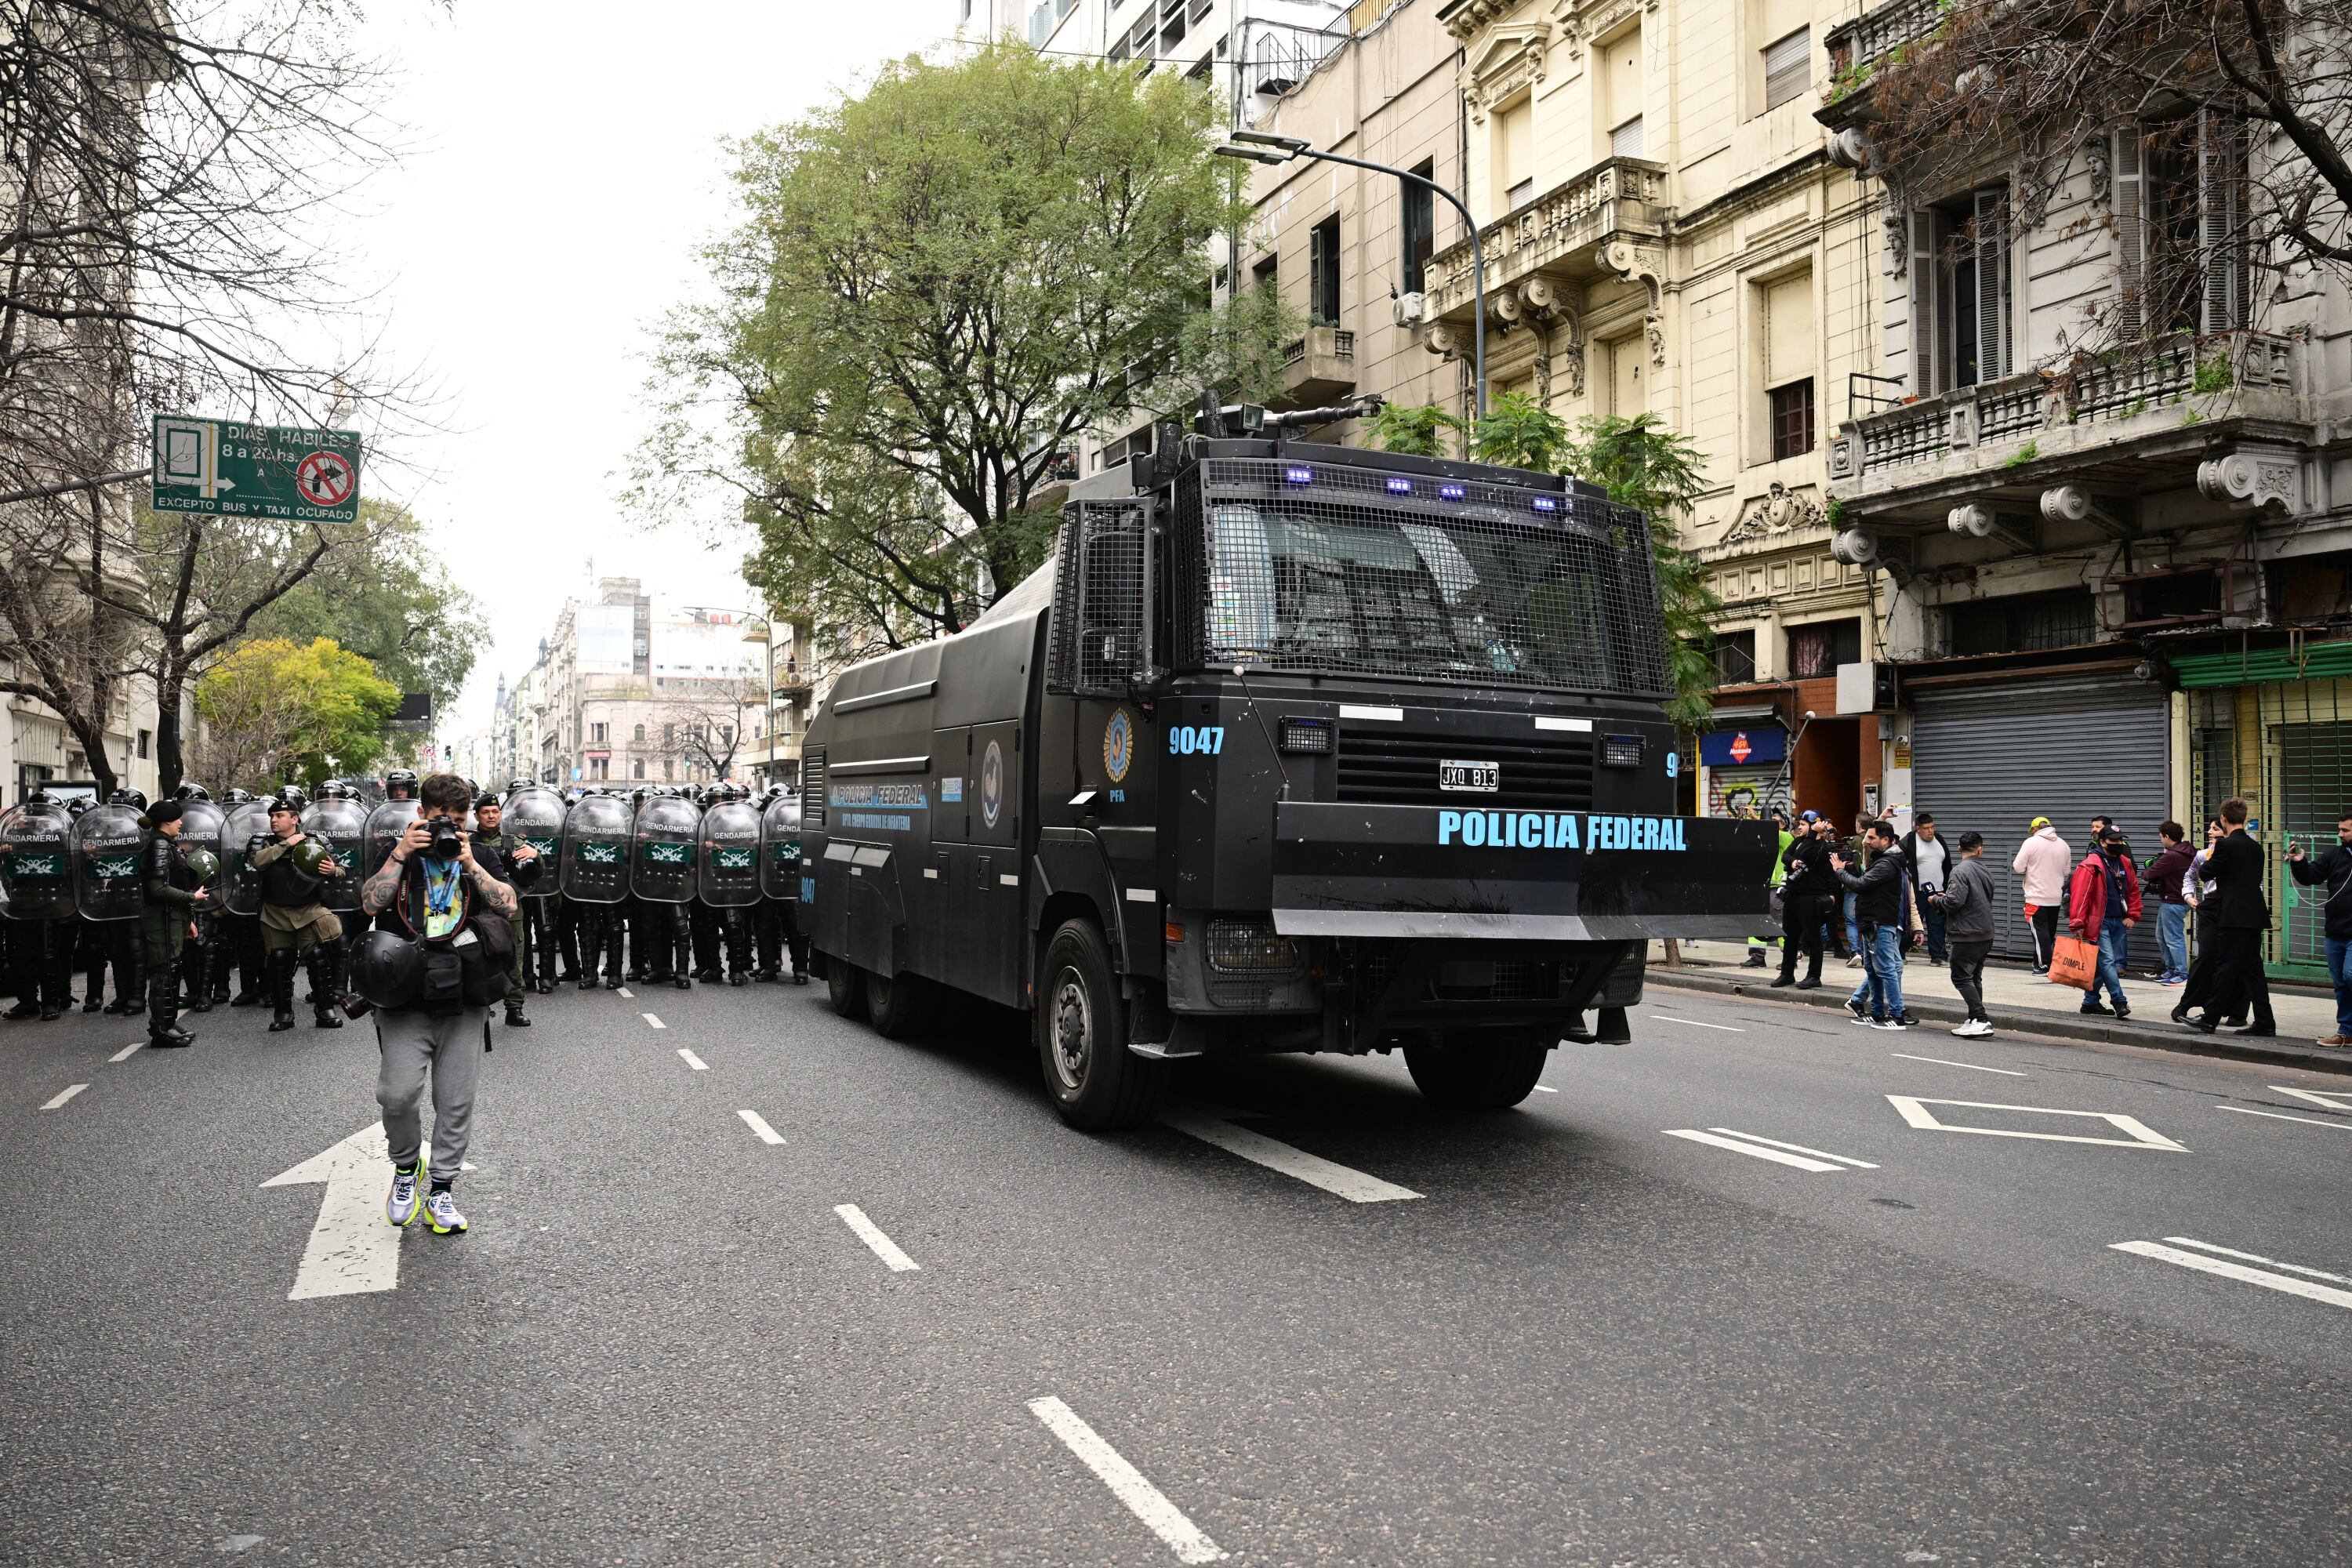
[652,684,760,785]
[0,0,427,794]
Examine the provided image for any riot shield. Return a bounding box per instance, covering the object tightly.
[0,797,78,920]
[177,798,229,902]
[698,800,762,907]
[559,793,633,904]
[71,802,147,922]
[503,786,566,900]
[301,796,369,913]
[362,799,419,884]
[221,800,274,916]
[630,793,700,904]
[759,792,804,900]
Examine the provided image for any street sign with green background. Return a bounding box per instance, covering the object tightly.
[151,415,361,523]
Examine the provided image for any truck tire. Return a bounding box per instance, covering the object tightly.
[1036,917,1167,1131]
[827,960,868,1020]
[1403,1033,1551,1110]
[866,970,931,1039]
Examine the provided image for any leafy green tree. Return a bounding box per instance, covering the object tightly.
[1469,392,1574,474]
[245,499,486,719]
[191,637,401,791]
[635,43,1278,644]
[1367,401,1465,459]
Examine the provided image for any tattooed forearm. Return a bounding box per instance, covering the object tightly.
[469,863,519,917]
[360,861,403,916]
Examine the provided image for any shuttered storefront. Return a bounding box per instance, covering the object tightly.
[1909,676,2170,966]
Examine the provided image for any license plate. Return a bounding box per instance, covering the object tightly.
[1439,759,1499,793]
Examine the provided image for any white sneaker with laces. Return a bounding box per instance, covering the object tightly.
[424,1189,467,1235]
[1955,1018,1994,1037]
[385,1160,425,1228]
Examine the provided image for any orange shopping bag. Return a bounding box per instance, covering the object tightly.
[2047,933,2099,991]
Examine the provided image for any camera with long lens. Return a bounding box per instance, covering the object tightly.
[425,814,463,859]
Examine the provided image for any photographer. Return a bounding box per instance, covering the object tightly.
[357,773,521,1236]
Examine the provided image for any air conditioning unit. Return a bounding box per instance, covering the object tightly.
[1392,292,1426,327]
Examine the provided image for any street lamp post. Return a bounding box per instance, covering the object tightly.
[1214,131,1488,419]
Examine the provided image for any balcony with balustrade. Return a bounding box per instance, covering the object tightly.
[1825,331,2318,531]
[1423,158,1671,332]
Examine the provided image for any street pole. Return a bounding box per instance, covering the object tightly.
[1218,135,1487,419]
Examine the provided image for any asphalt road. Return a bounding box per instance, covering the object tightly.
[5,971,2350,1566]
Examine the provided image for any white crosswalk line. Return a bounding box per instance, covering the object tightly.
[1027,1396,1227,1563]
[834,1204,920,1272]
[2112,1240,2352,1311]
[1664,1129,1842,1173]
[1705,1127,1878,1168]
[1161,1108,1419,1203]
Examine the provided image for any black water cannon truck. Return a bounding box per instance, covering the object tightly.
[803,396,1777,1129]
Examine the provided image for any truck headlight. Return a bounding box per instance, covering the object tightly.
[1206,919,1301,974]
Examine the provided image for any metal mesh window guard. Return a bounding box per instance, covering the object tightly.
[1171,457,1668,697]
[802,747,826,828]
[1046,501,1151,695]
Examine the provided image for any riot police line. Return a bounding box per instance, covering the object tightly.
[0,772,809,1048]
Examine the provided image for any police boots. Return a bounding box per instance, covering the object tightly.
[188,945,214,1013]
[305,947,343,1028]
[147,967,194,1049]
[266,949,299,1032]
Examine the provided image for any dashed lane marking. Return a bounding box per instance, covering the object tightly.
[1664,1129,1842,1173]
[2215,1105,2352,1134]
[834,1204,920,1272]
[677,1048,709,1071]
[107,1041,143,1063]
[738,1109,786,1145]
[1649,1013,1745,1032]
[1705,1127,1878,1168]
[643,1013,666,1030]
[1890,1052,2027,1076]
[1160,1108,1419,1203]
[2112,1240,2352,1312]
[1533,1083,1559,1093]
[40,1083,87,1110]
[615,986,633,999]
[1027,1396,1228,1564]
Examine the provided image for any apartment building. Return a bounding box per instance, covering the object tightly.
[1819,0,2352,977]
[963,0,1351,112]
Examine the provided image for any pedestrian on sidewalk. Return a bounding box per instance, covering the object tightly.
[1934,830,1998,1036]
[1773,811,1835,990]
[2145,822,2194,985]
[1746,809,1794,969]
[2013,817,2071,974]
[2285,813,2352,1047]
[1901,813,1950,964]
[1833,819,1912,1029]
[1842,812,1873,964]
[2187,797,2276,1037]
[2175,817,2243,1026]
[358,771,526,1237]
[2067,826,2143,1017]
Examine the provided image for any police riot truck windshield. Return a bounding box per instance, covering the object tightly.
[1181,457,1670,695]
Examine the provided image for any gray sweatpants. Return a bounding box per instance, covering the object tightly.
[376,1004,488,1180]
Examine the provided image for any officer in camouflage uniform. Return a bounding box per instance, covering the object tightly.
[467,790,542,1028]
[249,793,346,1032]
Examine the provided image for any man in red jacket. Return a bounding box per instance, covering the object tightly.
[2068,826,2144,1018]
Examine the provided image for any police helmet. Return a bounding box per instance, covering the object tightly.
[111,787,147,811]
[349,927,425,1009]
[179,847,221,884]
[223,787,253,806]
[290,839,332,877]
[176,781,211,802]
[509,778,533,796]
[67,798,89,817]
[274,785,310,813]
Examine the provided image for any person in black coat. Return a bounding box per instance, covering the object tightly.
[1773,814,1836,989]
[2286,812,2352,1046]
[2188,799,2275,1036]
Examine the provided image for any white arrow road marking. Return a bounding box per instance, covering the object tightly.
[642,1013,665,1029]
[834,1204,920,1272]
[677,1047,708,1071]
[2214,1105,2352,1133]
[1027,1397,1227,1564]
[261,1124,472,1301]
[1664,1129,1842,1172]
[1160,1108,1419,1203]
[2269,1085,2352,1112]
[1705,1127,1878,1168]
[738,1109,785,1145]
[41,1083,87,1109]
[2112,1240,2352,1311]
[1886,1095,2187,1151]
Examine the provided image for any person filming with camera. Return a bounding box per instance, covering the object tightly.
[352,772,522,1236]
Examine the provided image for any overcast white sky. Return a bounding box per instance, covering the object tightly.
[342,1,952,737]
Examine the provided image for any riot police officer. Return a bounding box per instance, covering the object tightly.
[80,789,150,1014]
[1,791,78,1019]
[220,788,270,1006]
[174,783,227,1011]
[468,790,542,1027]
[249,793,345,1031]
[139,798,211,1048]
[756,785,811,985]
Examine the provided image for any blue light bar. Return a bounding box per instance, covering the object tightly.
[1532,495,1559,514]
[1283,465,1314,485]
[1437,483,1467,501]
[1385,477,1413,495]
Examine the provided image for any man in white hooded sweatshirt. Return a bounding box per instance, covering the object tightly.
[2013,816,2071,974]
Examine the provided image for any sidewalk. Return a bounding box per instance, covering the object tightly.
[1649,941,2352,1077]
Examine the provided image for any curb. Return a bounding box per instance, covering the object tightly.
[1649,966,2352,1077]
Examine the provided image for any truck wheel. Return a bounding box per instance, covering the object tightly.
[866,970,931,1039]
[1036,918,1167,1131]
[1403,1033,1552,1110]
[826,960,867,1020]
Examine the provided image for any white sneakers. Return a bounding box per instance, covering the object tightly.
[424,1189,467,1235]
[385,1161,424,1228]
[1951,1018,1994,1037]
